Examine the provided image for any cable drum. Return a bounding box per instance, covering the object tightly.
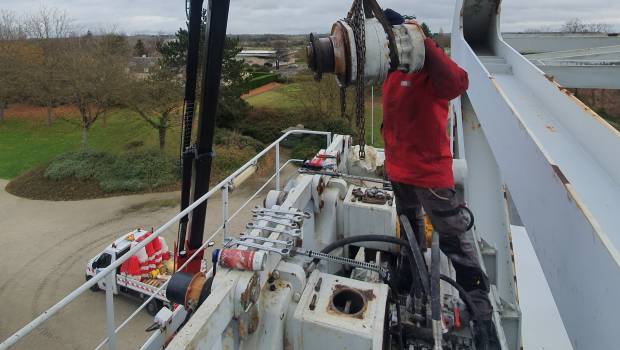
[306,19,426,86]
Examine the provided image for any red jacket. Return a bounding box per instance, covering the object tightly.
[381,38,468,188]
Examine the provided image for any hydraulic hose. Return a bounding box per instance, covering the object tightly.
[430,232,442,350]
[439,275,482,320]
[316,234,424,295]
[440,274,489,349]
[385,278,404,350]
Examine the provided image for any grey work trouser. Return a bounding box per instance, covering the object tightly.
[391,181,492,319]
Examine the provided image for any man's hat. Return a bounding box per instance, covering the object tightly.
[384,8,404,26]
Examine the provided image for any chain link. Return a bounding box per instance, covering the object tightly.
[339,86,347,121]
[346,0,367,159]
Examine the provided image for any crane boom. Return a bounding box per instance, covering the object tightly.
[451,1,620,348]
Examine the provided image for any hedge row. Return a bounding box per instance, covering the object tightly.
[247,74,278,90]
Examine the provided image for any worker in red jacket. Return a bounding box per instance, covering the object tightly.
[382,9,494,330]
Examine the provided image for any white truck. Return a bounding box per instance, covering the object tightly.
[85,229,173,316]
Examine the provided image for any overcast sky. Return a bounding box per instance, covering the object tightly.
[3,0,620,35]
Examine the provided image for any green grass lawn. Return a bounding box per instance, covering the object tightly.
[245,83,304,110]
[245,82,385,147]
[0,80,385,180]
[0,110,181,179]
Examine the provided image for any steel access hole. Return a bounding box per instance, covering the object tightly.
[330,288,366,316]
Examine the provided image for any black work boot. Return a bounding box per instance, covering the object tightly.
[453,264,500,348]
[474,318,500,350]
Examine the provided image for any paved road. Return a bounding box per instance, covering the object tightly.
[0,176,269,349]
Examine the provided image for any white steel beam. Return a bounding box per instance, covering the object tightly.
[503,33,620,54]
[452,1,620,349]
[527,63,620,89]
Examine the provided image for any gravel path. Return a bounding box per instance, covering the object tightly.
[0,176,268,349]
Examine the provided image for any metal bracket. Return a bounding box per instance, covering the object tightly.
[246,223,302,238]
[252,206,311,219]
[224,238,291,256]
[252,211,304,224]
[238,234,293,247]
[250,215,300,228]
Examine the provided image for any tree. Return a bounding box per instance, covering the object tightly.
[273,41,287,70]
[293,73,355,123]
[61,34,130,148]
[127,68,183,152]
[421,22,432,37]
[134,39,146,57]
[562,18,612,33]
[0,10,26,40]
[435,27,450,48]
[156,10,249,128]
[26,7,74,126]
[0,10,30,122]
[216,37,250,128]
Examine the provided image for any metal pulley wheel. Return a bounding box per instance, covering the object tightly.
[306,8,426,85]
[306,0,426,159]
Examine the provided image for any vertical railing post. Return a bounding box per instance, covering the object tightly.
[104,272,116,350]
[275,143,281,191]
[326,133,332,148]
[222,183,229,239]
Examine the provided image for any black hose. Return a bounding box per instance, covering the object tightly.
[439,274,482,320]
[430,231,442,349]
[430,233,441,322]
[385,278,404,350]
[317,234,424,296]
[399,215,430,296]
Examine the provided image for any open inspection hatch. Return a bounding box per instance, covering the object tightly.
[330,287,367,317]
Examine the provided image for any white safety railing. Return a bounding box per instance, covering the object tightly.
[0,129,331,350]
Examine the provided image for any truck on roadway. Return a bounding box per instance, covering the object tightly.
[85,228,173,316]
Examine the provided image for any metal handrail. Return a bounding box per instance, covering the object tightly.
[92,158,304,350]
[0,129,331,350]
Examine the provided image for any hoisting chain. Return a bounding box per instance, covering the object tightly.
[345,0,367,159]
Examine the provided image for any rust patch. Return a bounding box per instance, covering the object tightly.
[551,165,569,185]
[544,73,555,82]
[331,284,376,301]
[249,306,259,334]
[237,317,247,339]
[284,336,294,350]
[545,124,556,132]
[359,288,376,301]
[240,273,259,310]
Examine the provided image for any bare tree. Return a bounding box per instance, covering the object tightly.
[26,7,75,126]
[61,34,130,148]
[435,27,450,48]
[562,18,612,33]
[127,68,183,152]
[0,11,30,122]
[0,10,26,40]
[587,22,613,33]
[524,26,554,33]
[293,74,355,123]
[26,7,73,39]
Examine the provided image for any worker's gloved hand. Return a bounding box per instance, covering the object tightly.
[404,19,427,39]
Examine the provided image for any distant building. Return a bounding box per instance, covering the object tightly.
[127,56,159,78]
[236,49,295,69]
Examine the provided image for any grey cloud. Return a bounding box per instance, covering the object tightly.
[1,0,618,34]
